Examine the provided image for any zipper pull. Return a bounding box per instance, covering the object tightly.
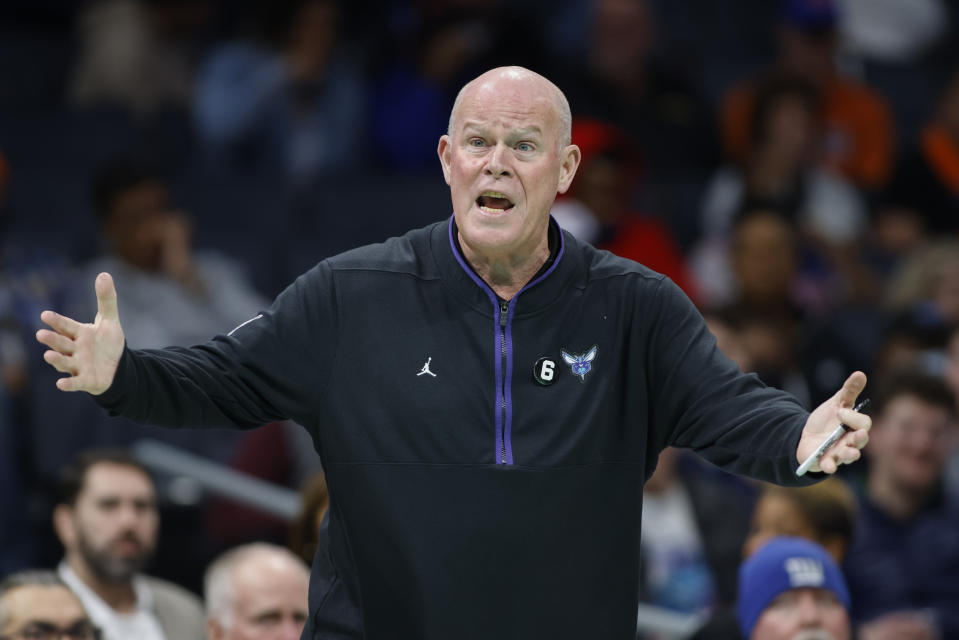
[500,301,509,327]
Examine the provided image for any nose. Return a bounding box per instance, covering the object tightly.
[277,621,304,640]
[483,142,512,178]
[795,591,824,627]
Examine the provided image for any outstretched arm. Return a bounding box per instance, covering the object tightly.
[796,371,871,474]
[36,272,124,395]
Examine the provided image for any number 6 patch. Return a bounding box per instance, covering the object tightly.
[533,357,557,386]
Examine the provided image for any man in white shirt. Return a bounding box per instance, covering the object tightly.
[53,449,205,640]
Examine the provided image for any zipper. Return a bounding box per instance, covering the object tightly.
[499,300,509,464]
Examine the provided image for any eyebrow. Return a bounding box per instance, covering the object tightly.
[461,123,543,138]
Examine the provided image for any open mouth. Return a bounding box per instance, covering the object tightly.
[476,191,515,214]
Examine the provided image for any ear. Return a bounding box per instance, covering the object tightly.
[437,135,453,186]
[53,504,76,549]
[556,144,581,195]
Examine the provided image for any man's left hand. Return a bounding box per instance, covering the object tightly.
[797,371,871,474]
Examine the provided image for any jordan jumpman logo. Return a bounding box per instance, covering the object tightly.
[417,357,437,377]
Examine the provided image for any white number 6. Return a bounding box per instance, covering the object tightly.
[540,360,554,381]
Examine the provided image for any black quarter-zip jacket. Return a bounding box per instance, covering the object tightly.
[96,217,814,639]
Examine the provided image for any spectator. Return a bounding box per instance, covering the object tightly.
[720,0,894,190]
[53,449,205,640]
[883,67,959,236]
[554,0,718,194]
[743,478,857,563]
[0,570,99,640]
[68,0,211,117]
[690,477,856,640]
[882,240,959,331]
[704,72,867,249]
[204,542,309,640]
[737,537,852,640]
[843,368,959,639]
[551,117,696,299]
[715,211,812,403]
[72,159,267,349]
[367,3,546,171]
[193,0,366,183]
[640,447,752,616]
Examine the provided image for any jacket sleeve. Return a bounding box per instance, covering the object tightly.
[644,276,815,486]
[94,261,337,432]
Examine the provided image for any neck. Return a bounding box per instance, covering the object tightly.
[459,231,551,301]
[866,471,926,521]
[66,553,138,613]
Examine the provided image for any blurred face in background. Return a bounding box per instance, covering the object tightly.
[750,587,850,640]
[870,394,954,495]
[744,492,818,560]
[574,154,626,225]
[752,94,818,176]
[210,554,309,640]
[732,212,798,306]
[780,26,837,85]
[0,585,92,639]
[56,463,159,583]
[590,0,655,90]
[103,179,179,273]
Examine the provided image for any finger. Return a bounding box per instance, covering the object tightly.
[95,272,120,321]
[819,454,839,474]
[43,350,76,375]
[39,310,81,339]
[835,371,867,408]
[834,445,862,466]
[838,407,872,432]
[36,329,75,355]
[56,375,85,392]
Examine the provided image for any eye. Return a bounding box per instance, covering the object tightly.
[516,142,534,152]
[467,137,486,148]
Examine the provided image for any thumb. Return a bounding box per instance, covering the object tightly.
[835,371,867,409]
[95,272,120,321]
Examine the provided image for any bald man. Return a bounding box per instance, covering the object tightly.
[38,66,871,639]
[204,544,309,640]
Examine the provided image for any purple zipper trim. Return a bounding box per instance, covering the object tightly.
[448,219,504,463]
[447,216,566,465]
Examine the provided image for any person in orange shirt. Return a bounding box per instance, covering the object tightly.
[549,117,697,300]
[883,66,959,237]
[720,0,894,191]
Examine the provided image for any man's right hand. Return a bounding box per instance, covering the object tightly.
[36,272,125,395]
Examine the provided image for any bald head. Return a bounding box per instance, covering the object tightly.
[448,67,572,148]
[205,543,309,634]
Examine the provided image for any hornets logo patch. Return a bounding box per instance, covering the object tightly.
[561,345,598,382]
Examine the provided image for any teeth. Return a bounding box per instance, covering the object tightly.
[481,191,510,199]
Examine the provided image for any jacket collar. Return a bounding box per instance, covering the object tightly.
[430,214,584,317]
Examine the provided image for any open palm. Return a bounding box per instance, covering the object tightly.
[36,272,125,395]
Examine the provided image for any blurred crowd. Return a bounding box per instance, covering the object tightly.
[1,0,959,638]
